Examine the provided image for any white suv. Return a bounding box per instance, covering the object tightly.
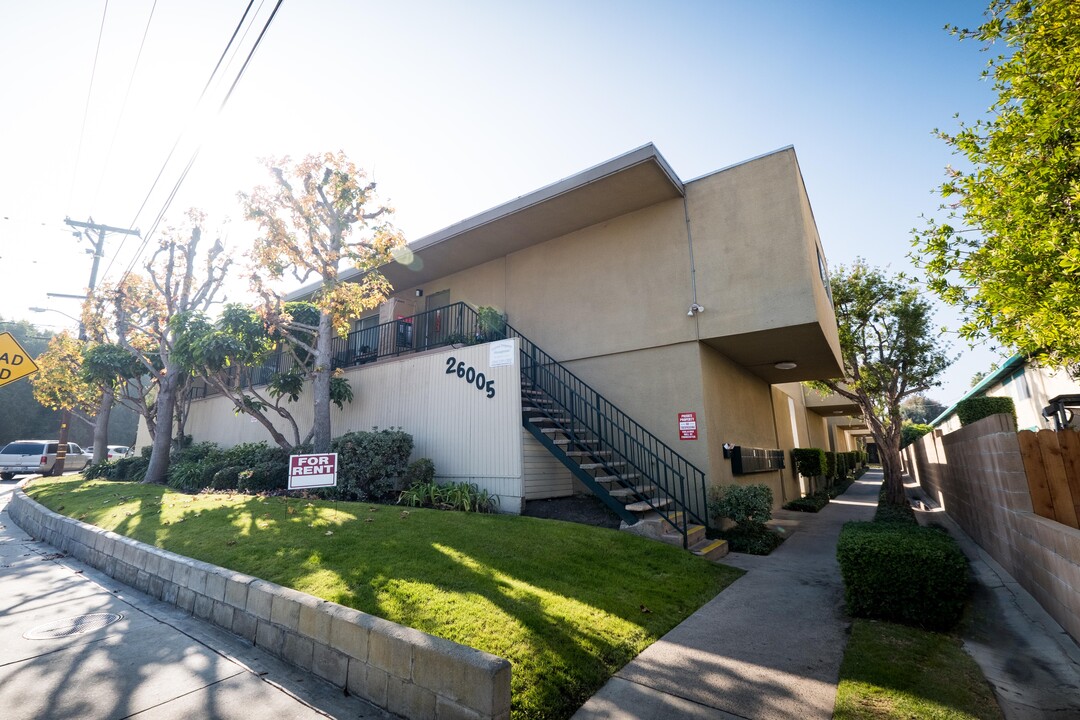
[0,440,91,480]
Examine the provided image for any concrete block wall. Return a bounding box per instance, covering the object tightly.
[903,415,1080,645]
[8,489,511,720]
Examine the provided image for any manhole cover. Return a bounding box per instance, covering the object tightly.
[24,613,123,640]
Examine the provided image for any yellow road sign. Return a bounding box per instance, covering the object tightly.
[0,332,40,388]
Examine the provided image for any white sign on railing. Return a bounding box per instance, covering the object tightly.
[489,339,514,368]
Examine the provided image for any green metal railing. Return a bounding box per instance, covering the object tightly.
[503,319,710,548]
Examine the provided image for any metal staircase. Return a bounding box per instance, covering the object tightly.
[503,320,719,554]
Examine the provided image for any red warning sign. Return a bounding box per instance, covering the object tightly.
[678,412,698,441]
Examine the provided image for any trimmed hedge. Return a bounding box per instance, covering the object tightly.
[955,396,1016,427]
[837,520,969,630]
[784,490,830,512]
[791,448,827,478]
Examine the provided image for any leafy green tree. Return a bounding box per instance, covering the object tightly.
[810,261,952,507]
[241,152,404,452]
[90,211,231,483]
[172,303,353,450]
[900,394,946,424]
[901,422,934,449]
[913,0,1080,374]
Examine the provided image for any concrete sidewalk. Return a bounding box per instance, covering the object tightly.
[0,479,390,720]
[573,470,881,719]
[909,488,1080,719]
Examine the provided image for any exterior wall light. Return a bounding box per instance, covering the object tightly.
[687,303,705,317]
[774,361,798,370]
[415,289,423,297]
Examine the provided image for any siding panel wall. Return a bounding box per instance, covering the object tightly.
[522,428,574,499]
[180,341,525,512]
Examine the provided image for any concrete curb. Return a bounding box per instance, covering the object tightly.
[8,489,511,720]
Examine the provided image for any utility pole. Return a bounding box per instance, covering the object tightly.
[50,218,140,474]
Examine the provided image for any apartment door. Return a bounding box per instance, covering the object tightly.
[423,290,450,349]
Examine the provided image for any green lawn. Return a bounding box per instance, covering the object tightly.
[835,619,1003,720]
[27,477,741,720]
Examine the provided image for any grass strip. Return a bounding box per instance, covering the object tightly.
[27,477,741,720]
[835,619,1002,720]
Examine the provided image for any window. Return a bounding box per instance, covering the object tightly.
[1003,369,1030,401]
[816,247,833,304]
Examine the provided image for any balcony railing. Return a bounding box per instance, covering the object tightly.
[191,302,489,397]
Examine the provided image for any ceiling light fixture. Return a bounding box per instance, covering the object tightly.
[774,361,798,370]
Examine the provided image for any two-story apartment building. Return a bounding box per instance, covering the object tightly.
[174,143,845,545]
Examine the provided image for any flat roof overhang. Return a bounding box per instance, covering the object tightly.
[702,322,844,384]
[288,143,685,300]
[804,387,861,417]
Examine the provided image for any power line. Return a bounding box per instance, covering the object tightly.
[90,0,159,210]
[116,0,286,285]
[123,0,258,233]
[100,0,260,282]
[66,0,111,210]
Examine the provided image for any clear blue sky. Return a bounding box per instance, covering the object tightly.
[0,0,999,401]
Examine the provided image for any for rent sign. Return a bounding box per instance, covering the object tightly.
[288,452,338,489]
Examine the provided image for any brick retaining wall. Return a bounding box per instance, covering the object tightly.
[8,489,511,720]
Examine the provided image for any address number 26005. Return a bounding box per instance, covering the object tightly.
[445,357,495,398]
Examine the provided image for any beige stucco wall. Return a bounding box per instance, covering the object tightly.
[686,148,842,379]
[698,343,784,501]
[769,384,808,504]
[558,342,709,473]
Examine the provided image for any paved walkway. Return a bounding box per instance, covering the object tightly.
[909,485,1080,719]
[0,478,389,720]
[573,471,881,720]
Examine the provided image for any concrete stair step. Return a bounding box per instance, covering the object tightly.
[578,461,626,471]
[540,426,587,435]
[566,450,611,458]
[528,415,570,424]
[690,538,729,561]
[609,485,657,501]
[663,523,707,546]
[624,497,672,513]
[594,473,641,484]
[552,437,599,446]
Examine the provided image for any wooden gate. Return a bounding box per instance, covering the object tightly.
[1019,429,1080,529]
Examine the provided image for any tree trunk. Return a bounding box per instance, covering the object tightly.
[92,387,113,464]
[878,440,907,507]
[143,373,177,484]
[311,311,334,452]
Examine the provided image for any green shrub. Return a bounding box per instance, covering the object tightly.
[784,490,830,512]
[398,480,499,513]
[708,484,773,529]
[837,520,969,630]
[237,461,288,493]
[829,477,854,498]
[403,458,436,487]
[324,428,413,502]
[955,396,1016,427]
[791,448,827,478]
[835,453,849,480]
[825,452,838,481]
[875,485,917,524]
[210,466,241,490]
[716,524,784,555]
[85,456,149,482]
